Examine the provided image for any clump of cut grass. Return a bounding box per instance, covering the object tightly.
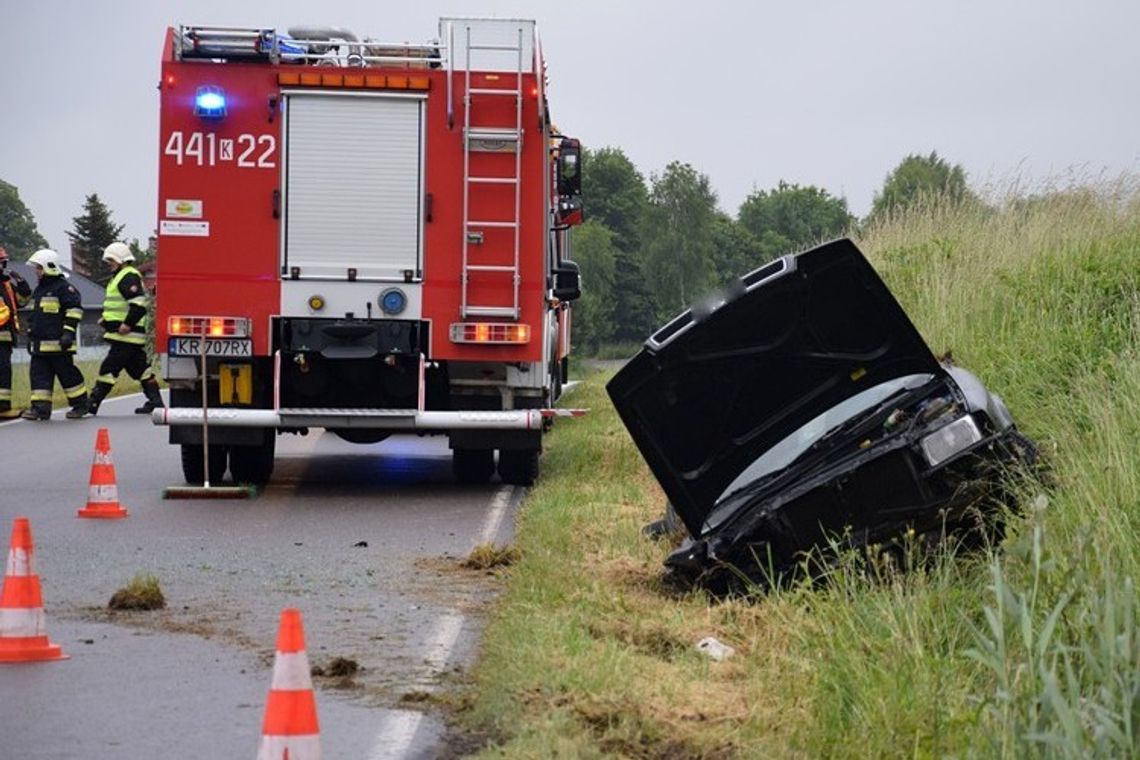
[311,656,359,677]
[462,543,521,570]
[108,572,166,611]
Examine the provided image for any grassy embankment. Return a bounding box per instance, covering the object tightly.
[461,182,1140,757]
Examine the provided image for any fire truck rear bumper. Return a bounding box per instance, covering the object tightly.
[152,407,586,430]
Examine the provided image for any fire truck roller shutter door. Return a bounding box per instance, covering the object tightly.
[282,93,424,280]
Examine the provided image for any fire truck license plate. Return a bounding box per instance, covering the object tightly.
[168,338,252,357]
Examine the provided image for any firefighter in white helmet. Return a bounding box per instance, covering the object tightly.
[0,246,32,418]
[22,249,89,420]
[85,242,164,415]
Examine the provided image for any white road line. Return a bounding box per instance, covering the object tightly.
[369,484,519,759]
[479,485,515,545]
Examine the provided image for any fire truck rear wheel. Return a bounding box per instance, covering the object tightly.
[229,432,276,485]
[453,448,495,484]
[181,443,228,485]
[497,449,539,486]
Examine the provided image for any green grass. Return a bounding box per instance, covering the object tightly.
[108,572,166,611]
[460,180,1140,757]
[9,358,154,409]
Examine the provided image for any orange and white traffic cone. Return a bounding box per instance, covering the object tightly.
[78,427,128,519]
[0,517,67,662]
[257,608,321,759]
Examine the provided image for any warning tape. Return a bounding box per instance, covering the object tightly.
[540,408,588,418]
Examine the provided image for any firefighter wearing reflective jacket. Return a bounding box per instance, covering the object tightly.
[0,246,32,418]
[22,249,89,420]
[87,242,164,415]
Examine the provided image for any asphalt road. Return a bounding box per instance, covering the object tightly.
[0,392,524,758]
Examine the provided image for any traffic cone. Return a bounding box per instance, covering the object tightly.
[257,608,321,759]
[78,427,128,519]
[0,517,67,662]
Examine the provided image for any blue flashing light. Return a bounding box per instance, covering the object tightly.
[194,86,227,119]
[380,288,407,315]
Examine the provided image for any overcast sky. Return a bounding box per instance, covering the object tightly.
[3,1,1139,259]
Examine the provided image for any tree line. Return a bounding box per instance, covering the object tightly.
[2,147,973,339]
[572,149,975,352]
[0,179,151,287]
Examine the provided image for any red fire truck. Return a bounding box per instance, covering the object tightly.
[153,18,584,486]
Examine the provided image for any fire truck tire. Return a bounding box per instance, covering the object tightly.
[453,448,494,484]
[181,443,229,485]
[229,433,276,485]
[497,449,539,486]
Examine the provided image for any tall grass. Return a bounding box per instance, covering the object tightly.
[464,178,1140,757]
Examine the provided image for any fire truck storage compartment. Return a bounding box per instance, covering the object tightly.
[282,92,424,280]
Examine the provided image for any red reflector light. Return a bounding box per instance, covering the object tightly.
[449,322,530,344]
[168,315,251,338]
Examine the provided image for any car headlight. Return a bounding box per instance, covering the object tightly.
[920,415,982,466]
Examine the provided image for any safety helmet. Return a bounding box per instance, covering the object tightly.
[102,241,135,265]
[28,249,63,276]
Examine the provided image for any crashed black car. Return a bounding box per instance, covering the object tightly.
[607,239,1035,591]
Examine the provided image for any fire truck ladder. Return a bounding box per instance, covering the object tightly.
[460,24,525,320]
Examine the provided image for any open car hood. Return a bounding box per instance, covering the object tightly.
[606,239,944,537]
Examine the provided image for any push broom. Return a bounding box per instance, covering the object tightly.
[162,326,256,499]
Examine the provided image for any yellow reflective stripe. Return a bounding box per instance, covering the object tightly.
[37,340,62,351]
[98,373,116,384]
[127,296,148,307]
[65,309,83,320]
[107,333,146,345]
[141,368,156,381]
[0,333,12,343]
[40,297,60,314]
[30,390,52,401]
[0,389,11,401]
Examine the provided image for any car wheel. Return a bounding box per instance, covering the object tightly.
[453,448,494,484]
[180,443,228,485]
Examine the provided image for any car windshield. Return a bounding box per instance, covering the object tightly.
[704,373,935,533]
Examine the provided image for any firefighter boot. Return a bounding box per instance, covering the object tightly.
[87,382,112,417]
[135,380,164,414]
[21,402,51,421]
[65,397,90,420]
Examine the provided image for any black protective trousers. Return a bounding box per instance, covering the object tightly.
[97,341,152,384]
[28,352,88,413]
[0,343,12,411]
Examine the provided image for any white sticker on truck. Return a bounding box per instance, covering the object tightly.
[160,220,210,237]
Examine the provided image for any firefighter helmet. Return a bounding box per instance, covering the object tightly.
[102,241,135,265]
[28,249,63,275]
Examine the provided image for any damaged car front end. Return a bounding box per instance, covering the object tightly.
[607,239,1036,591]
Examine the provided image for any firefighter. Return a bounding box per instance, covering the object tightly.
[87,242,164,415]
[22,249,89,420]
[0,246,32,418]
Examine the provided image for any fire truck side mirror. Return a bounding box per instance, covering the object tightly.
[552,259,581,302]
[556,138,582,199]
